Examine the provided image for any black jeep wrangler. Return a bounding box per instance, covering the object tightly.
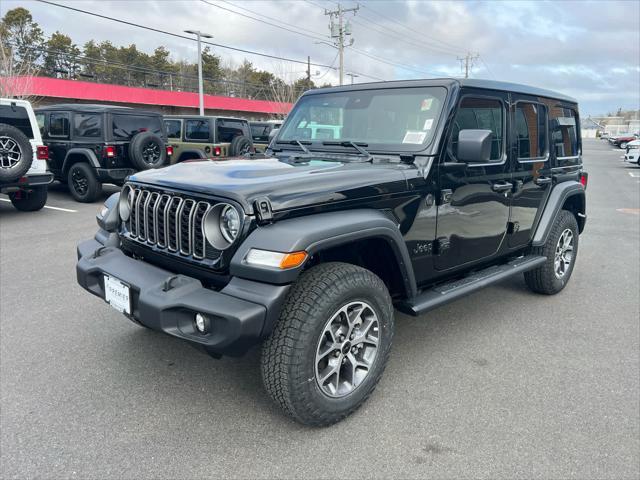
[76,79,587,426]
[35,104,171,202]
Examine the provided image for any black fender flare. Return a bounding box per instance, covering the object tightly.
[178,149,206,161]
[532,180,585,247]
[230,209,418,298]
[62,148,100,173]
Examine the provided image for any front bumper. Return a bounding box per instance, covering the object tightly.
[76,238,289,356]
[624,152,639,163]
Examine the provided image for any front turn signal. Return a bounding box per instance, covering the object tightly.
[245,249,308,269]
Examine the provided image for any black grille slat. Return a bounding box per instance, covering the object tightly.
[122,185,223,263]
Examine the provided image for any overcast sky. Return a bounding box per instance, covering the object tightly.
[4,0,639,115]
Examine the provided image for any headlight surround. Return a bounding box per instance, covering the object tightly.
[203,203,242,250]
[119,184,133,221]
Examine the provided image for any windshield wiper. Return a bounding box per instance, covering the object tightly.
[321,141,373,161]
[275,139,312,154]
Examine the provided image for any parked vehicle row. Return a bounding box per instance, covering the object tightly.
[0,98,53,211]
[603,132,639,149]
[623,139,640,165]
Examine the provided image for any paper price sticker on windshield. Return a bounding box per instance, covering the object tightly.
[420,98,433,111]
[402,130,427,144]
[423,118,434,130]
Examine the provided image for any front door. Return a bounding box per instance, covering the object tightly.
[435,93,511,271]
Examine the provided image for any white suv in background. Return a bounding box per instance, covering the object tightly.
[0,98,53,211]
[623,139,640,166]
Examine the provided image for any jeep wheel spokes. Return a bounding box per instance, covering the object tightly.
[315,301,379,398]
[554,228,574,278]
[0,137,22,169]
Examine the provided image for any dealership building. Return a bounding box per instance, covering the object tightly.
[3,76,292,120]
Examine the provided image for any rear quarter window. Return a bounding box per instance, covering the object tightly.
[112,114,163,140]
[74,113,102,138]
[164,119,182,139]
[217,119,250,143]
[0,104,34,139]
[550,107,579,158]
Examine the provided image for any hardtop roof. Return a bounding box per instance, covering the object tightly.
[35,103,162,115]
[304,78,577,104]
[164,114,248,122]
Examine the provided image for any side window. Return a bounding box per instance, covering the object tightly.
[450,97,504,161]
[49,113,69,138]
[73,113,102,138]
[516,103,547,160]
[185,120,210,141]
[550,107,579,158]
[35,113,45,135]
[164,119,182,139]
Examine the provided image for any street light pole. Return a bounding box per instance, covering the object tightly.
[346,73,359,85]
[185,30,213,116]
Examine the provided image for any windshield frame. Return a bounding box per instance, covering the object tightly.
[274,84,450,155]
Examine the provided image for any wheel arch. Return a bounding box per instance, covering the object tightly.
[62,148,99,175]
[230,209,418,299]
[532,180,585,247]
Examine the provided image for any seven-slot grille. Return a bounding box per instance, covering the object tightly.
[126,186,213,260]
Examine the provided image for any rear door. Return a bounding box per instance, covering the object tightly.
[435,92,511,271]
[508,98,553,247]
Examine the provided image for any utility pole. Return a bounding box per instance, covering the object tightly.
[325,3,359,85]
[306,56,311,86]
[457,52,479,79]
[184,29,213,115]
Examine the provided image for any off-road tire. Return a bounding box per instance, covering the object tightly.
[261,262,394,426]
[229,135,252,157]
[9,185,47,211]
[525,209,579,295]
[67,162,102,203]
[0,123,33,183]
[129,132,167,170]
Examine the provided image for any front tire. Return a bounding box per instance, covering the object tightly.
[525,209,579,295]
[9,185,47,211]
[261,262,394,426]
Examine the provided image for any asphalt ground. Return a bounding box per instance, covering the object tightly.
[1,139,639,479]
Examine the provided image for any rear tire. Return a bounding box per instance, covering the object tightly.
[525,209,579,295]
[261,262,394,426]
[0,123,33,183]
[67,162,101,203]
[9,185,47,211]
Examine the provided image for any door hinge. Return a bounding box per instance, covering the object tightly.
[433,237,450,255]
[438,189,453,206]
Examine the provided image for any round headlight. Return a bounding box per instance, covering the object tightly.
[220,204,240,243]
[204,203,242,250]
[119,185,133,221]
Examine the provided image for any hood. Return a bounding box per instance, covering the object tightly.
[129,157,408,214]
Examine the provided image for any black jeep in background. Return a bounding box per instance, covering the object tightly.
[35,105,171,202]
[77,79,587,426]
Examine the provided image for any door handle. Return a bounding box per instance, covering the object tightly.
[491,181,513,192]
[535,176,552,186]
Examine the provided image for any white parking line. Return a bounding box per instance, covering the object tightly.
[0,197,77,212]
[628,171,640,178]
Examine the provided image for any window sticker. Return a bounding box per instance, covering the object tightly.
[423,118,434,130]
[420,98,433,111]
[402,130,427,144]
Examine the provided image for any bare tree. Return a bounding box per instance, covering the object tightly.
[0,37,39,100]
[266,61,306,118]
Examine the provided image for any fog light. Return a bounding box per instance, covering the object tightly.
[194,313,208,333]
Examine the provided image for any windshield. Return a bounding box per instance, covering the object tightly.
[278,86,447,151]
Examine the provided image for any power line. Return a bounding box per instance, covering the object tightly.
[35,0,334,68]
[200,0,328,43]
[479,56,496,79]
[358,3,467,55]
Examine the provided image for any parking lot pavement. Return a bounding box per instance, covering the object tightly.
[1,139,638,479]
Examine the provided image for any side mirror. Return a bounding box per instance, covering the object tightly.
[457,129,493,163]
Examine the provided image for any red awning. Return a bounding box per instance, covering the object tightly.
[1,76,292,115]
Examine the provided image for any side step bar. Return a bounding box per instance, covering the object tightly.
[397,255,546,316]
